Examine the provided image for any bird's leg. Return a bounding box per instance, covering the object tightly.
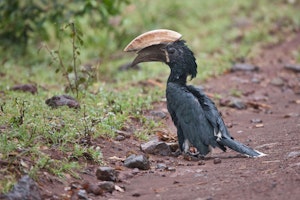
[182,139,190,153]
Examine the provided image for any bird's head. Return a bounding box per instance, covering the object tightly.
[124,29,197,80]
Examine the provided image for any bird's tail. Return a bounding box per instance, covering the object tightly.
[219,137,266,157]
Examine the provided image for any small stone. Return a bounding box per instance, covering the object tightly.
[11,84,38,94]
[230,98,247,110]
[2,175,41,200]
[98,181,115,193]
[287,151,300,158]
[219,98,246,109]
[77,189,89,200]
[213,158,222,164]
[45,94,80,109]
[166,142,179,152]
[250,118,263,123]
[156,163,167,170]
[131,168,140,175]
[124,154,150,170]
[284,64,300,73]
[270,77,284,87]
[198,161,206,165]
[132,192,141,197]
[231,63,259,72]
[115,135,125,141]
[96,166,118,182]
[91,185,103,196]
[141,139,172,156]
[150,110,167,119]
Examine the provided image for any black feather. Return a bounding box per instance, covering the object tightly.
[163,41,264,157]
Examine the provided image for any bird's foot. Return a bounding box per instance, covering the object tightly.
[182,151,204,161]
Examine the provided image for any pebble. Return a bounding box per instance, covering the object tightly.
[124,154,150,170]
[96,166,118,182]
[231,63,259,72]
[115,135,125,141]
[45,94,80,109]
[270,77,284,87]
[250,118,263,123]
[213,158,222,164]
[156,163,167,170]
[98,181,115,193]
[284,64,300,73]
[150,110,167,119]
[141,139,172,156]
[287,151,300,158]
[1,175,41,200]
[77,189,89,200]
[11,83,38,94]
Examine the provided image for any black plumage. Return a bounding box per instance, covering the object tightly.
[125,30,265,157]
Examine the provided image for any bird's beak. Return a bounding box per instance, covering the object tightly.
[130,44,168,66]
[124,29,182,66]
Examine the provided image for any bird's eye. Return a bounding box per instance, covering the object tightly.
[168,47,176,54]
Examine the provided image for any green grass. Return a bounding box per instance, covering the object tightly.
[1,0,300,193]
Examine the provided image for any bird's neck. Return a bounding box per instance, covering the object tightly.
[167,69,187,85]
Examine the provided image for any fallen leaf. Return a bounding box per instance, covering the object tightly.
[115,185,125,192]
[255,123,264,128]
[108,156,125,161]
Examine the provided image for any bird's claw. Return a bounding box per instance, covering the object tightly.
[182,151,204,161]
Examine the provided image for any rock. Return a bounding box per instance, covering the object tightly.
[250,118,263,123]
[198,161,206,165]
[219,98,247,109]
[98,181,115,193]
[284,64,300,73]
[77,189,89,200]
[140,139,172,156]
[167,142,179,152]
[156,163,167,170]
[124,154,150,170]
[270,77,284,87]
[149,110,167,120]
[287,151,300,158]
[114,129,131,138]
[11,84,38,94]
[230,98,247,109]
[115,135,125,141]
[213,158,222,164]
[45,94,80,109]
[231,63,259,72]
[1,175,41,200]
[132,192,141,197]
[96,166,118,182]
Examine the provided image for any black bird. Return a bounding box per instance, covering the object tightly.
[124,29,265,157]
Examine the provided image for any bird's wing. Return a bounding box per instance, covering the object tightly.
[166,83,215,155]
[187,85,232,139]
[187,85,265,157]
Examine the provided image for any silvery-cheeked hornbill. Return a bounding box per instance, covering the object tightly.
[124,29,265,157]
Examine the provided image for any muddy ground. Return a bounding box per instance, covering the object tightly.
[39,32,300,200]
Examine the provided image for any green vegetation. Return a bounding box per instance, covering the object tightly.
[1,0,300,193]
